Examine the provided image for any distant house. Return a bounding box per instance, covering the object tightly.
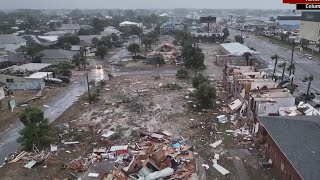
[159,13,170,17]
[79,35,103,46]
[80,25,94,30]
[44,31,67,37]
[0,63,52,90]
[58,24,81,34]
[0,34,27,53]
[101,26,121,37]
[39,49,78,65]
[119,21,142,27]
[257,116,320,180]
[6,54,28,64]
[160,22,183,35]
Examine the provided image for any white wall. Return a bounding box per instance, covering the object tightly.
[300,21,320,42]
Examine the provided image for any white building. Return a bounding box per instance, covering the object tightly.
[300,12,320,43]
[119,21,142,27]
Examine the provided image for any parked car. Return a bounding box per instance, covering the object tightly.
[57,76,71,84]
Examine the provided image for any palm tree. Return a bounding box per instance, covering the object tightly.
[243,52,252,66]
[278,62,286,82]
[271,54,279,81]
[305,75,314,96]
[287,63,296,86]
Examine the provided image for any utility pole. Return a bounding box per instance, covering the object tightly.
[86,73,91,102]
[289,41,294,77]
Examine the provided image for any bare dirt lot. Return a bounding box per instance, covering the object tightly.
[0,42,278,180]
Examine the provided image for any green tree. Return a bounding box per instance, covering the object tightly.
[98,36,112,48]
[78,28,93,35]
[95,45,108,59]
[183,45,205,73]
[243,52,252,66]
[57,61,73,72]
[18,44,44,62]
[174,30,193,46]
[192,73,209,88]
[128,43,140,56]
[278,62,287,82]
[222,27,230,40]
[72,53,81,70]
[234,35,244,44]
[142,37,153,51]
[271,54,279,81]
[176,68,189,79]
[154,53,165,65]
[58,35,80,46]
[111,33,119,42]
[18,106,52,150]
[92,37,99,46]
[91,17,105,33]
[287,63,296,86]
[195,82,216,108]
[269,17,276,22]
[62,42,72,50]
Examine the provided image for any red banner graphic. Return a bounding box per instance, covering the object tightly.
[284,0,320,4]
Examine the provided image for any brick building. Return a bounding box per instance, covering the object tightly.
[257,116,320,180]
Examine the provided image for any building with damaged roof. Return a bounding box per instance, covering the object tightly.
[257,116,320,180]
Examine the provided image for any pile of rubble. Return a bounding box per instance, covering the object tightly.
[85,131,198,179]
[5,150,57,169]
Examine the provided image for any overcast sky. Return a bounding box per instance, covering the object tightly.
[1,0,294,9]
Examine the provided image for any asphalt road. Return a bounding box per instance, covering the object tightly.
[230,29,320,96]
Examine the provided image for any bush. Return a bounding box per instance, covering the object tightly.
[192,73,209,88]
[176,68,189,79]
[89,89,101,102]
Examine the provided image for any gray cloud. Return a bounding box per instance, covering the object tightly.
[1,0,294,9]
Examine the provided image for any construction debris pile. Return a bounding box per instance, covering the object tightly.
[5,150,57,169]
[89,131,197,179]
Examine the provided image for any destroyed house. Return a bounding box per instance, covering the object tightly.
[257,116,320,180]
[233,78,277,101]
[249,88,295,116]
[279,101,320,116]
[0,63,52,90]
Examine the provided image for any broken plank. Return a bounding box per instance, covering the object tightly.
[212,163,230,175]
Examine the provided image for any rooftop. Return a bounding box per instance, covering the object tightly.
[251,89,292,98]
[39,49,77,59]
[44,31,67,36]
[0,34,26,44]
[15,63,52,72]
[221,42,258,56]
[258,116,320,180]
[25,72,52,79]
[59,24,81,30]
